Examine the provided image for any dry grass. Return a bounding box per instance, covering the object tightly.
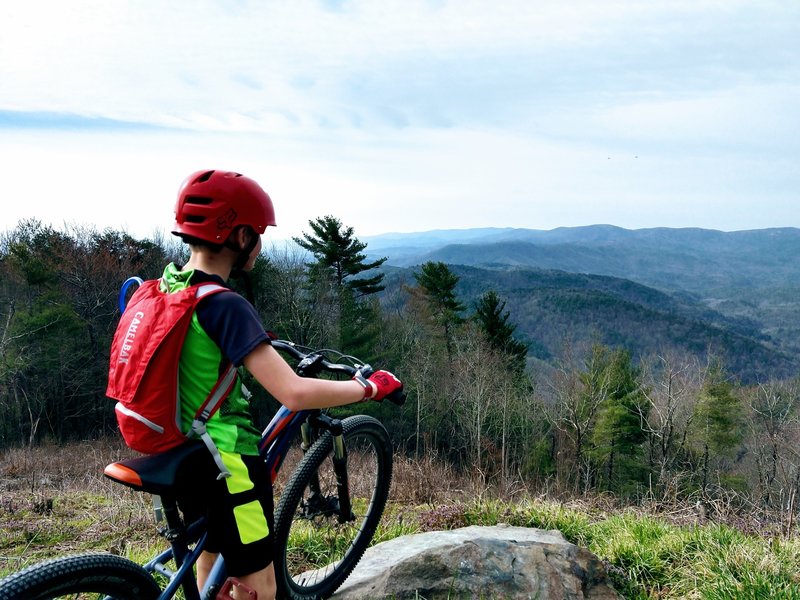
[389,452,476,505]
[1,437,135,494]
[0,440,475,576]
[0,439,466,576]
[0,438,154,575]
[2,438,794,591]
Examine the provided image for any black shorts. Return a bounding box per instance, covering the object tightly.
[180,450,274,577]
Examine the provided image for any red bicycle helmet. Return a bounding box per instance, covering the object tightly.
[172,170,276,243]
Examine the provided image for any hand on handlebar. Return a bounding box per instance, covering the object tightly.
[354,369,403,402]
[270,339,407,406]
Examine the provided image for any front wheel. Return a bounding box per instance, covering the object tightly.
[273,414,393,600]
[0,553,161,599]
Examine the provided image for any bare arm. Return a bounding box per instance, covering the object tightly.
[243,342,365,412]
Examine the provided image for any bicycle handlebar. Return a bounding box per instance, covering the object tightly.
[271,339,406,406]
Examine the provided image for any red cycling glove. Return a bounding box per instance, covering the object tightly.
[353,369,403,402]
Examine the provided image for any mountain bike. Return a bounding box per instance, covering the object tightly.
[0,339,405,600]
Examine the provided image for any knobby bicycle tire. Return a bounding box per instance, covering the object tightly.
[273,414,393,600]
[0,553,161,600]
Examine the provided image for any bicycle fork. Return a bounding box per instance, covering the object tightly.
[302,415,354,523]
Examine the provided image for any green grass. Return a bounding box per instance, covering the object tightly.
[283,499,421,574]
[3,442,800,598]
[410,498,800,599]
[6,494,800,599]
[504,502,800,599]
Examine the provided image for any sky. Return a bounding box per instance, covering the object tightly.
[1,0,798,241]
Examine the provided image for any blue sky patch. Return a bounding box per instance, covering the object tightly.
[0,110,163,132]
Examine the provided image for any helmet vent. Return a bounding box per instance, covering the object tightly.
[196,170,215,183]
[185,215,206,223]
[185,195,214,205]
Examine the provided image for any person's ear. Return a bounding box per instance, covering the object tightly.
[233,226,250,251]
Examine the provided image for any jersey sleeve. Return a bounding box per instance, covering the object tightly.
[195,291,271,367]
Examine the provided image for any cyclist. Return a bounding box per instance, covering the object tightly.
[164,169,402,600]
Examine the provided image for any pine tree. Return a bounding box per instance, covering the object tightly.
[293,215,386,296]
[293,215,386,354]
[474,290,528,375]
[586,346,649,493]
[413,261,465,358]
[692,359,743,497]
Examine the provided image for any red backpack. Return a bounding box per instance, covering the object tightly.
[106,279,237,477]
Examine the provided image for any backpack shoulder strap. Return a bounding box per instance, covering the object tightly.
[193,282,229,300]
[185,281,237,422]
[186,282,240,479]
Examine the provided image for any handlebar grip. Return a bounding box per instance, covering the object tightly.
[385,388,407,407]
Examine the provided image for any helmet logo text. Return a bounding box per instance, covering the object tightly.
[217,208,237,230]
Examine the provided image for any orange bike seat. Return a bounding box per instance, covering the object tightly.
[103,442,208,495]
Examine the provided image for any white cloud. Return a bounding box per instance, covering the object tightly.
[1,0,798,236]
[6,0,792,127]
[591,83,800,152]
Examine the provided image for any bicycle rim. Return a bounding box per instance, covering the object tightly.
[274,415,392,600]
[0,553,161,600]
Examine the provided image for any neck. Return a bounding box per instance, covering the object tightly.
[183,250,234,281]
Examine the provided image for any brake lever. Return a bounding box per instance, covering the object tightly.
[356,364,374,378]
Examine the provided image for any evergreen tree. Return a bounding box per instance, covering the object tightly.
[588,347,650,494]
[474,290,528,375]
[413,261,465,357]
[692,360,743,497]
[293,216,386,354]
[293,215,387,296]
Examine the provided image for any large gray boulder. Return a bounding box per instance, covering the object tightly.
[333,524,622,599]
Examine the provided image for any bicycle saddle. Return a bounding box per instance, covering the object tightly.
[103,442,208,495]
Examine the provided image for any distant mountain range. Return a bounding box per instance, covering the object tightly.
[364,226,800,382]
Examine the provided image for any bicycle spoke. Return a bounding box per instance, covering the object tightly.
[288,443,377,576]
[274,416,393,598]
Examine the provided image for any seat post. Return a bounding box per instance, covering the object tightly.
[157,494,192,564]
[152,494,164,524]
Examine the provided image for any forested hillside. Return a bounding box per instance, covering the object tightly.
[2,218,800,530]
[367,225,800,357]
[366,226,800,294]
[380,265,797,383]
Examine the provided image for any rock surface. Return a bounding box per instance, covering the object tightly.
[332,524,622,599]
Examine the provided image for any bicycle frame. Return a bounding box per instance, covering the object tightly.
[139,402,319,600]
[141,518,211,600]
[0,283,403,599]
[137,337,362,600]
[261,404,313,483]
[0,339,403,600]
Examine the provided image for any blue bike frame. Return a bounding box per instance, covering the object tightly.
[116,278,358,599]
[138,404,314,600]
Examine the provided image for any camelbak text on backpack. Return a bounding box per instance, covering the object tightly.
[106,279,236,460]
[117,311,145,364]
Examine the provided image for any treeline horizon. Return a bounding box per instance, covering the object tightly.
[2,218,800,530]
